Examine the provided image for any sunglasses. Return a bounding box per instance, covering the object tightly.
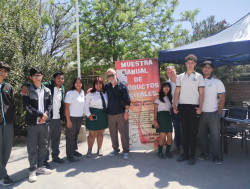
[107,74,115,78]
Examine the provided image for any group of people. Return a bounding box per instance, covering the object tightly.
[155,54,225,166]
[0,65,130,185]
[0,53,225,186]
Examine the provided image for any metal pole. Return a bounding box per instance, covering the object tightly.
[75,0,81,77]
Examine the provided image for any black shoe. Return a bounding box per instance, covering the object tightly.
[0,175,14,186]
[44,161,51,169]
[73,151,83,157]
[157,152,166,159]
[176,147,181,154]
[213,157,222,165]
[67,157,77,162]
[166,151,173,159]
[188,158,196,165]
[177,154,188,162]
[53,157,65,164]
[197,153,209,161]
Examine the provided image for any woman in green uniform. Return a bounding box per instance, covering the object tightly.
[154,82,173,159]
[85,77,108,157]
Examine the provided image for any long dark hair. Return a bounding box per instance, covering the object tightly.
[159,82,172,103]
[69,77,84,91]
[90,76,105,93]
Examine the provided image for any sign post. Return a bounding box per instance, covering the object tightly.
[115,58,161,150]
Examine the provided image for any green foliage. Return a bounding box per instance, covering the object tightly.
[71,0,198,65]
[2,0,240,135]
[190,15,229,42]
[212,65,248,82]
[160,15,246,83]
[0,0,73,135]
[0,0,43,134]
[189,15,246,82]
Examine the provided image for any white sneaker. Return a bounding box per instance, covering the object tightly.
[109,150,118,157]
[97,148,103,156]
[28,171,37,182]
[37,167,52,175]
[123,153,129,160]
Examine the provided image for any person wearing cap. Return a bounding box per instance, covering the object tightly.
[173,54,205,165]
[198,61,225,165]
[105,68,130,160]
[22,71,65,167]
[166,66,182,153]
[0,62,15,186]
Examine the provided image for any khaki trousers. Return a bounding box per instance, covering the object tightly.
[108,113,129,153]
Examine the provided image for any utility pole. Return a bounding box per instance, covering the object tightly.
[75,0,81,77]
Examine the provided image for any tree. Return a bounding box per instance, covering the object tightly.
[0,0,74,134]
[160,15,236,81]
[40,0,74,58]
[72,0,198,67]
[190,15,229,42]
[190,16,247,82]
[0,0,44,133]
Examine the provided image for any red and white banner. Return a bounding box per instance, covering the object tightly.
[115,58,161,150]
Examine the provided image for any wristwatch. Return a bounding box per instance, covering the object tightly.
[125,109,129,113]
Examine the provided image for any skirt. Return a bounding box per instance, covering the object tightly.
[156,111,173,133]
[86,108,108,131]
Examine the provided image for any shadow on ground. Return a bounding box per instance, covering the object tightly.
[4,136,250,189]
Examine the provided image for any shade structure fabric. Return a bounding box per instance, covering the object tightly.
[158,13,250,67]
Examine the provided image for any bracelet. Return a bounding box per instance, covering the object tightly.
[125,109,129,113]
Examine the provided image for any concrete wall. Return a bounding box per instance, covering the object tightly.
[224,81,250,107]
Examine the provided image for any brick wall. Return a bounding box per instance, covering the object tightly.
[224,81,250,106]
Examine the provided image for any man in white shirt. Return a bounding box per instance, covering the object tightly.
[173,54,205,165]
[198,61,225,165]
[166,66,181,153]
[22,67,52,182]
[21,72,66,167]
[42,72,65,166]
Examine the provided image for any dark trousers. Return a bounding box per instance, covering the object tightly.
[27,124,49,171]
[198,111,221,158]
[178,104,199,158]
[108,113,129,153]
[66,117,82,158]
[45,119,61,161]
[0,124,13,179]
[171,108,181,148]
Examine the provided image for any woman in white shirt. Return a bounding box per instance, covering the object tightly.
[85,77,108,157]
[64,77,85,162]
[154,82,173,159]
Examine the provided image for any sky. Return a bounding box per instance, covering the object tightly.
[175,0,250,26]
[56,0,250,26]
